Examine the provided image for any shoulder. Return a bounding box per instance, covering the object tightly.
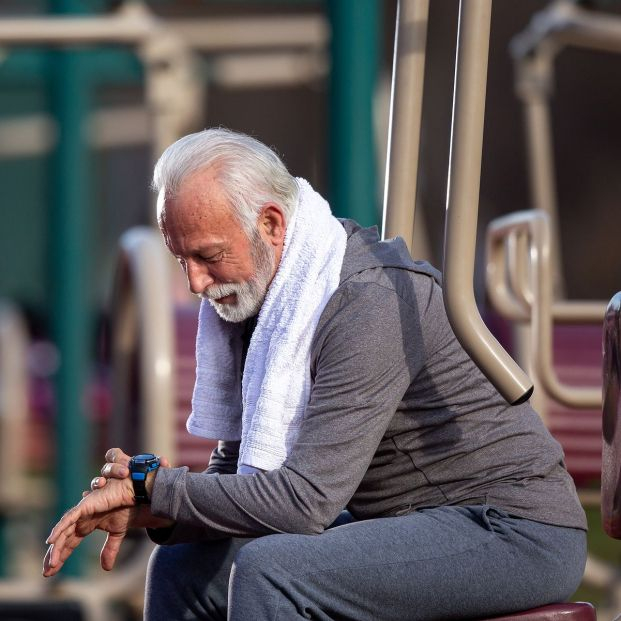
[330,266,440,322]
[312,268,440,355]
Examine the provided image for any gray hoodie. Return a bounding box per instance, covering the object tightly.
[149,221,586,543]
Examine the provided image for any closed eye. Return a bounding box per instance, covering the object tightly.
[199,252,224,263]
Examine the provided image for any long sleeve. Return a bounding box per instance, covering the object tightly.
[205,440,241,474]
[149,281,425,540]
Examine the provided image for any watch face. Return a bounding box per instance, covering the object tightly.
[133,453,156,463]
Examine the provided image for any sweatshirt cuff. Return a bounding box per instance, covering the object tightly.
[150,465,188,520]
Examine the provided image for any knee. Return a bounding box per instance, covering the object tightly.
[146,544,178,587]
[232,537,276,578]
[231,535,297,587]
[144,545,186,619]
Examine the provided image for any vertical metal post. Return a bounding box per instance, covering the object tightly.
[519,55,565,297]
[0,302,29,575]
[327,0,380,226]
[49,0,92,576]
[381,0,429,251]
[443,0,533,404]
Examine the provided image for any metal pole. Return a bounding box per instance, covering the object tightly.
[328,0,380,226]
[49,0,92,576]
[0,303,29,576]
[382,0,429,251]
[516,54,565,297]
[443,0,533,405]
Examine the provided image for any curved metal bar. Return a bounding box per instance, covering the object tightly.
[486,210,602,408]
[110,226,176,461]
[507,229,534,311]
[511,2,621,301]
[443,0,533,405]
[486,219,531,323]
[510,0,621,60]
[529,214,601,408]
[382,0,429,250]
[486,211,607,325]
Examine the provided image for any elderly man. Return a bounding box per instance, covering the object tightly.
[44,128,587,621]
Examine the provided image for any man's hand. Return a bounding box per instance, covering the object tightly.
[43,477,137,577]
[88,448,171,496]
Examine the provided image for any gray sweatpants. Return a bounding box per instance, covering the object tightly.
[144,505,586,621]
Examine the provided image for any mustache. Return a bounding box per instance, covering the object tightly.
[198,283,240,300]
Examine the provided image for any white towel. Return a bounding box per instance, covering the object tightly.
[187,178,348,472]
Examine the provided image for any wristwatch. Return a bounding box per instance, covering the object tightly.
[129,453,160,504]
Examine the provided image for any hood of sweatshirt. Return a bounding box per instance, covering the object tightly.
[338,219,442,286]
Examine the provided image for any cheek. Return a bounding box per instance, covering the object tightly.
[221,253,257,283]
[210,263,249,284]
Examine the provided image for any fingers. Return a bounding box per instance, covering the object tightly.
[98,450,171,482]
[46,492,108,547]
[100,462,129,480]
[46,507,78,546]
[104,448,131,467]
[100,531,125,571]
[43,525,83,577]
[42,544,54,576]
[99,448,131,482]
[90,476,109,492]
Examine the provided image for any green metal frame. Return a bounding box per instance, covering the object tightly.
[327,0,380,227]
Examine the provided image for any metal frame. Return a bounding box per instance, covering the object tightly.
[110,227,176,462]
[0,1,202,162]
[511,0,621,296]
[486,210,603,409]
[0,302,29,510]
[381,0,429,252]
[443,0,533,405]
[379,0,533,404]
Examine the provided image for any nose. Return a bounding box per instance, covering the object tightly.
[186,260,214,295]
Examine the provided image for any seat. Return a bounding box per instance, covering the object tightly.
[480,601,596,620]
[479,296,621,620]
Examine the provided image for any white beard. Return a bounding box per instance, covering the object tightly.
[200,233,275,323]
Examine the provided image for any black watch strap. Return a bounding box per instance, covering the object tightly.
[129,453,160,504]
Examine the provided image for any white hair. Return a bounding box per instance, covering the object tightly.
[152,128,299,235]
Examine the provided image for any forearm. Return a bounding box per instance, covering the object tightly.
[146,283,417,539]
[148,385,407,539]
[149,465,331,537]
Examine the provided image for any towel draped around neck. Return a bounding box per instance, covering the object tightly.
[187,178,347,472]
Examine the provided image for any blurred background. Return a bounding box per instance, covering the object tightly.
[1,0,621,619]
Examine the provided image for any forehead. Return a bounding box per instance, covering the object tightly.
[158,167,240,237]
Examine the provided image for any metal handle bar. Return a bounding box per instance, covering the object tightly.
[486,210,607,325]
[110,226,176,460]
[0,301,29,509]
[486,210,603,408]
[511,0,621,60]
[382,0,430,251]
[443,0,533,405]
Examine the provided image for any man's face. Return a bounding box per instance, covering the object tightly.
[158,167,277,322]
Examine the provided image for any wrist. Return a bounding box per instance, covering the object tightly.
[145,468,158,501]
[132,504,174,529]
[129,453,160,504]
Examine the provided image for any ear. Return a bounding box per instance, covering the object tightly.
[258,203,286,248]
